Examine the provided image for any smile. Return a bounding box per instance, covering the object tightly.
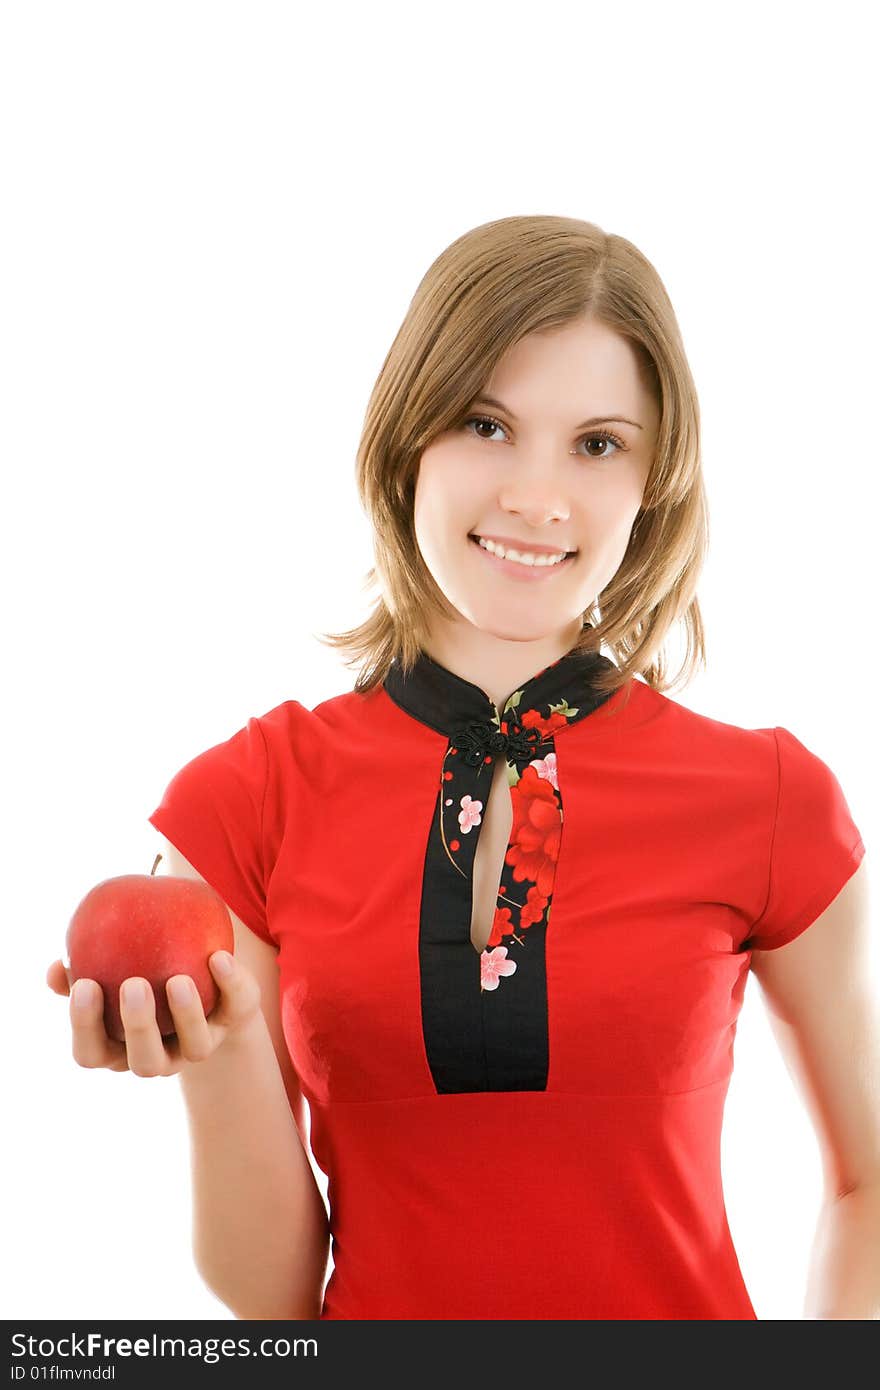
[468,534,577,582]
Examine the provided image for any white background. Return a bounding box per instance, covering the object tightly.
[3,0,876,1323]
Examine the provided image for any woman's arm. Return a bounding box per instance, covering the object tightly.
[158,836,331,1320]
[803,1183,880,1320]
[179,1010,331,1319]
[749,856,880,1318]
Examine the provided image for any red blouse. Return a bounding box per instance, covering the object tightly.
[148,642,866,1320]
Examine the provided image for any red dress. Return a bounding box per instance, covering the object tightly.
[148,641,865,1320]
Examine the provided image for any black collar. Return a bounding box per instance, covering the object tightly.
[383,630,619,764]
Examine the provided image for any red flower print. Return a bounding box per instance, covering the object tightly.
[519,706,571,740]
[506,765,561,899]
[528,750,558,790]
[480,945,517,991]
[520,884,549,930]
[487,903,515,949]
[488,887,548,948]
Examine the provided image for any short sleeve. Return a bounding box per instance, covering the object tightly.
[148,715,276,948]
[741,725,866,952]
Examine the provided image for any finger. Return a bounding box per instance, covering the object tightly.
[70,979,127,1070]
[119,978,172,1077]
[165,975,212,1062]
[206,950,262,1029]
[47,960,69,995]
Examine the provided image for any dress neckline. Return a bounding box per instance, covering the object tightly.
[382,627,620,744]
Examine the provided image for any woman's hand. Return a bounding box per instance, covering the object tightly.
[45,953,264,1076]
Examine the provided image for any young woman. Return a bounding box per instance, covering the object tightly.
[48,215,877,1320]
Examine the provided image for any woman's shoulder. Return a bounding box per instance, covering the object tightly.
[255,686,386,762]
[623,679,784,788]
[631,685,859,827]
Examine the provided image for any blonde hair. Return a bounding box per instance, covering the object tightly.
[316,213,708,700]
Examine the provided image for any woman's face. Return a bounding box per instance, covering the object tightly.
[413,315,660,653]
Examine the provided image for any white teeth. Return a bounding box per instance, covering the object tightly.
[475,536,570,567]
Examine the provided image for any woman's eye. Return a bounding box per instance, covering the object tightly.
[462,415,625,460]
[463,415,505,443]
[580,435,622,460]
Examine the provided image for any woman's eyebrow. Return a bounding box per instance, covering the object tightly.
[472,395,644,430]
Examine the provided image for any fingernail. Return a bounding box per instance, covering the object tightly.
[123,980,146,1006]
[73,980,94,1009]
[213,951,233,977]
[168,977,193,1006]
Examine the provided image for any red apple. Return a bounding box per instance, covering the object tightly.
[65,854,234,1041]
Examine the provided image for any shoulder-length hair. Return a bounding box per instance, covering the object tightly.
[316,214,708,700]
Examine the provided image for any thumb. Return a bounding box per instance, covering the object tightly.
[46,959,72,996]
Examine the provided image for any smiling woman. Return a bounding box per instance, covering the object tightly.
[411,313,661,674]
[316,214,705,716]
[137,214,873,1322]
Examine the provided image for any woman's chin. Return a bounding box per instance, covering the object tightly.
[458,603,580,644]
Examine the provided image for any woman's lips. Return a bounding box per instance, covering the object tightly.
[468,534,576,582]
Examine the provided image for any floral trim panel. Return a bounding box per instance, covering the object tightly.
[443,687,583,995]
[382,637,618,1093]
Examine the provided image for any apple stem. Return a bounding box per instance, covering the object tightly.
[151,853,162,876]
